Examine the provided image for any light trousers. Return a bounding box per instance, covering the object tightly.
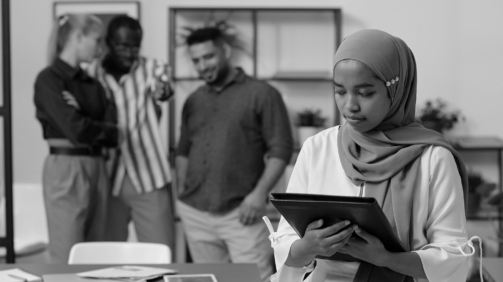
[43,154,109,263]
[177,200,273,282]
[106,174,175,249]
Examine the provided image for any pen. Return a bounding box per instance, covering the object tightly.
[7,274,27,282]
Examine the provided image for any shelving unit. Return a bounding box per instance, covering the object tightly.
[168,7,342,149]
[451,136,503,256]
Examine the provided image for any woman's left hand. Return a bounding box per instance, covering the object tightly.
[339,228,390,267]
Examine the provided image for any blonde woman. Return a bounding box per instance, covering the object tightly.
[33,14,119,263]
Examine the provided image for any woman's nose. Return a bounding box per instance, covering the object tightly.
[346,94,360,112]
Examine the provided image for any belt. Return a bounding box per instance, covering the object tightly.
[50,147,102,156]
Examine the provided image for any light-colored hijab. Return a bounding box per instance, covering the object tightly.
[334,29,468,281]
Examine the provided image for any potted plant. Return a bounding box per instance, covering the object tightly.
[465,170,498,217]
[296,109,326,146]
[417,98,463,133]
[467,171,485,216]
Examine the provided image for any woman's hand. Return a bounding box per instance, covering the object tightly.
[339,228,389,267]
[340,228,427,278]
[286,219,358,268]
[62,91,80,110]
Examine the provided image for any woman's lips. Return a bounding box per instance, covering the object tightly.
[345,115,365,123]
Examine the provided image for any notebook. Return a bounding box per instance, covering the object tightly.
[0,268,41,282]
[77,265,176,279]
[270,193,405,261]
[42,274,137,282]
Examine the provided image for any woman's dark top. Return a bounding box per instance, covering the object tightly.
[34,58,118,148]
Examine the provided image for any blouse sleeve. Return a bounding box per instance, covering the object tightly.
[412,147,470,282]
[34,71,118,147]
[271,139,313,282]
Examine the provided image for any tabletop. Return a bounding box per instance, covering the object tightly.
[0,263,261,282]
[482,257,503,282]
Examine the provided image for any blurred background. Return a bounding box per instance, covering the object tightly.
[0,1,502,280]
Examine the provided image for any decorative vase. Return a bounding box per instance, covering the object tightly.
[421,120,443,134]
[297,126,322,147]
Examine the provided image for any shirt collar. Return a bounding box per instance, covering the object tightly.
[208,67,246,93]
[51,58,89,80]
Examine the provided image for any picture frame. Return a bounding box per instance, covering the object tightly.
[53,1,140,29]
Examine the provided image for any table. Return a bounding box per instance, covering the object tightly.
[482,257,503,282]
[0,263,261,282]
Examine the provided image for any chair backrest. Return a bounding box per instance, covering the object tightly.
[68,242,171,264]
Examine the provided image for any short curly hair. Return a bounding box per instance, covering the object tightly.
[186,26,225,46]
[180,20,245,53]
[105,15,142,46]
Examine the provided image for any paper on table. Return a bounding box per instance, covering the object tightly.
[163,274,218,282]
[77,265,177,280]
[0,268,42,282]
[43,273,145,282]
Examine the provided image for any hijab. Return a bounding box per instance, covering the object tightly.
[333,29,468,281]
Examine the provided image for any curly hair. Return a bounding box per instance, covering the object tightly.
[179,20,246,52]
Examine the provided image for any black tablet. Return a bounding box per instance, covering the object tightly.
[270,192,405,261]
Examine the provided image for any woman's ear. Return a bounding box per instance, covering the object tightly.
[73,29,84,44]
[222,43,232,59]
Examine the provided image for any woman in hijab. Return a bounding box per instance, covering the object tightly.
[270,29,471,282]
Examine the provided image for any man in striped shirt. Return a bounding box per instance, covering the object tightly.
[87,16,175,248]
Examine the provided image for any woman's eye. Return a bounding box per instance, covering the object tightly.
[334,90,346,95]
[359,92,375,97]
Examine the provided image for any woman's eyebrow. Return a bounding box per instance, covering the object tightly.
[333,81,375,88]
[354,82,374,88]
[333,81,344,87]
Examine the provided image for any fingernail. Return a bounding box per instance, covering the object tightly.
[355,228,361,233]
[345,221,350,226]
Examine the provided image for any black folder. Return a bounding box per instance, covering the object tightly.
[270,193,405,262]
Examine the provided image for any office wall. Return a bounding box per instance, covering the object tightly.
[10,0,503,186]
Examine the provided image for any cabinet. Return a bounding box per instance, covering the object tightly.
[167,7,342,148]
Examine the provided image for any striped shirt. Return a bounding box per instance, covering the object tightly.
[87,57,172,195]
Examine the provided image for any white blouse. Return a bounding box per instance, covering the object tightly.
[271,126,470,282]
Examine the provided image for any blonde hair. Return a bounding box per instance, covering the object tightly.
[47,13,103,64]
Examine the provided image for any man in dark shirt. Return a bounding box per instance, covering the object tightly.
[176,27,293,282]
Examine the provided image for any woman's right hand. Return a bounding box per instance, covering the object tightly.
[285,219,358,268]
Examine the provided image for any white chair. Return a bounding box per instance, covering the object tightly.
[68,242,172,264]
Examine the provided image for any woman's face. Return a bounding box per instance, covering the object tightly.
[333,59,391,133]
[77,29,102,63]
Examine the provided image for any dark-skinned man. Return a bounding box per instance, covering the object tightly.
[87,15,175,249]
